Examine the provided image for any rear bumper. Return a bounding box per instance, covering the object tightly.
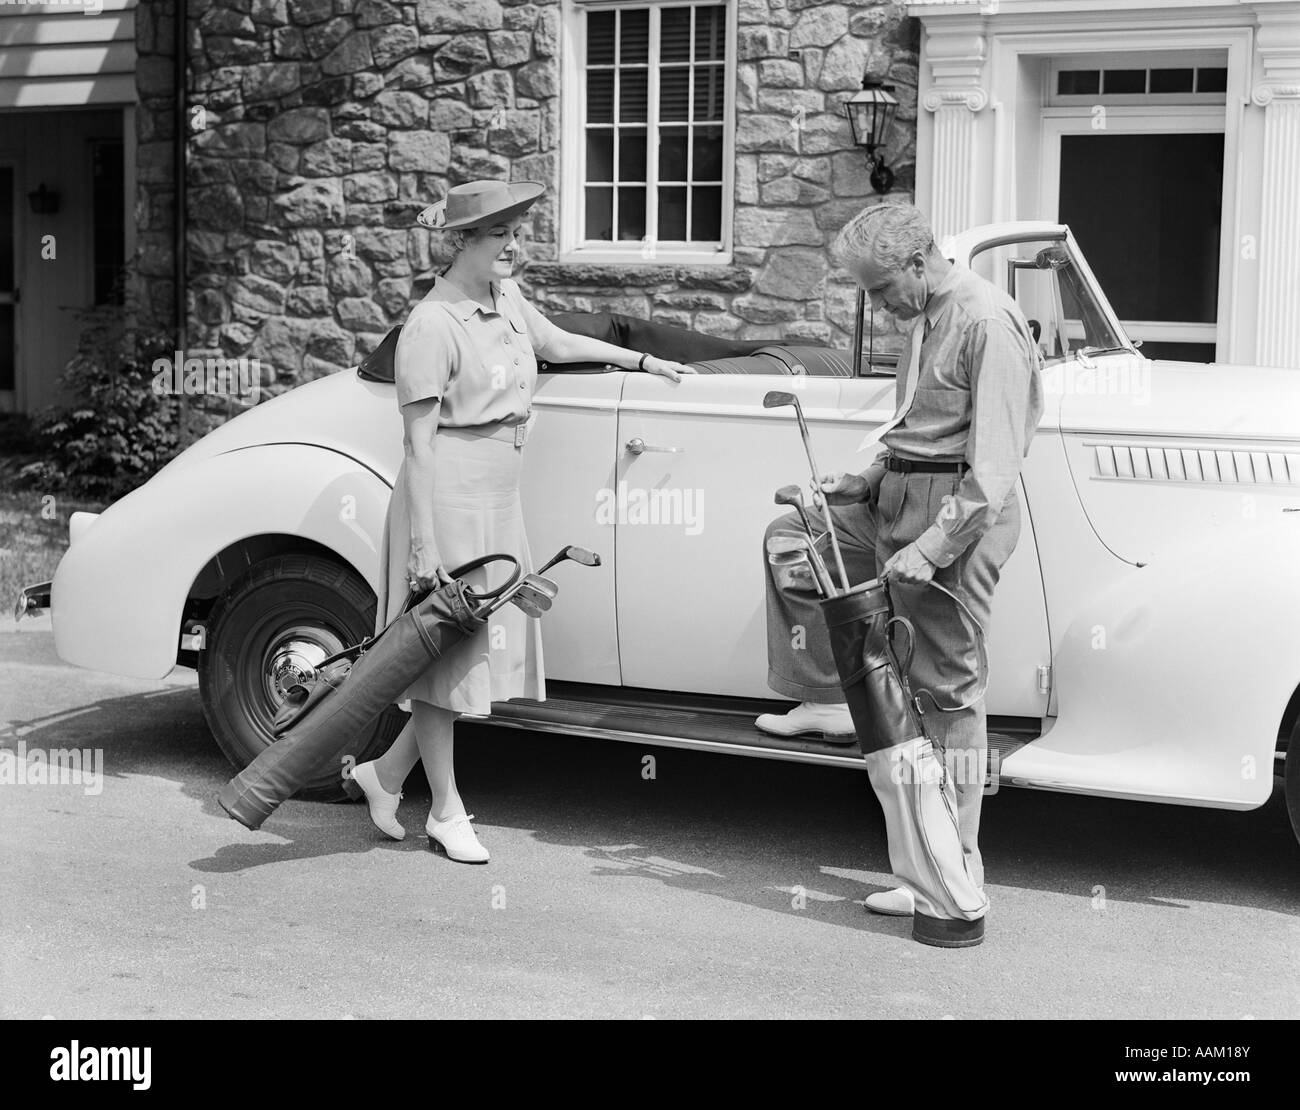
[14,581,51,622]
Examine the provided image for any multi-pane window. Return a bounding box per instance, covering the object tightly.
[1048,54,1229,105]
[1057,66,1227,97]
[582,3,728,248]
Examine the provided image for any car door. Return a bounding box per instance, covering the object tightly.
[615,370,1053,717]
[523,371,625,685]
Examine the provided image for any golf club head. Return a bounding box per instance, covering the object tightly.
[510,595,551,619]
[762,390,797,409]
[539,545,602,574]
[767,549,822,595]
[773,483,805,507]
[519,573,559,599]
[767,531,834,595]
[766,532,815,556]
[767,550,810,569]
[512,584,555,614]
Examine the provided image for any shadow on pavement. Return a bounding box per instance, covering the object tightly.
[5,683,1298,924]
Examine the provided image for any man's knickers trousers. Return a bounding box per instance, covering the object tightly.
[764,470,1021,892]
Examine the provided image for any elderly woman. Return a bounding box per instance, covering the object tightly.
[349,179,692,863]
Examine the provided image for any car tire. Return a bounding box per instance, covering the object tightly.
[1286,717,1300,851]
[198,553,406,802]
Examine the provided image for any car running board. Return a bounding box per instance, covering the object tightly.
[483,682,1039,774]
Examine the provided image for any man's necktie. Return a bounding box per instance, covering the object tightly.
[857,313,927,454]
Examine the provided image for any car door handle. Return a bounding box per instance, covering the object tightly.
[625,437,683,455]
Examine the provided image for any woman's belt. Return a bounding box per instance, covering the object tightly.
[445,411,535,447]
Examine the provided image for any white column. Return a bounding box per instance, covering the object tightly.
[1251,3,1300,367]
[924,88,989,240]
[1253,83,1300,367]
[919,19,988,242]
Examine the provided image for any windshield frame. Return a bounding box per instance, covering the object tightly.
[967,229,1138,363]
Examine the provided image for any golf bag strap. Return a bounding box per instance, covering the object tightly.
[900,579,990,715]
[885,615,915,677]
[315,554,518,669]
[313,589,423,670]
[444,553,521,602]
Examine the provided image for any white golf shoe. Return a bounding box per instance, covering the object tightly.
[755,701,856,741]
[864,887,916,916]
[426,812,490,864]
[350,761,404,841]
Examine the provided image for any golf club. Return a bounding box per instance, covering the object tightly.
[768,551,823,598]
[764,540,826,595]
[510,591,553,619]
[773,485,834,594]
[478,545,598,619]
[516,574,560,603]
[763,391,851,593]
[479,572,559,619]
[539,545,602,575]
[766,531,833,598]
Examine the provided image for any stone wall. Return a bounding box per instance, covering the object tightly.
[133,0,920,395]
[528,0,919,352]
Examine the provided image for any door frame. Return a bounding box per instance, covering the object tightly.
[976,21,1253,361]
[1039,106,1229,360]
[0,151,19,413]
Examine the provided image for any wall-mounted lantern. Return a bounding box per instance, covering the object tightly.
[844,78,899,194]
[28,182,60,215]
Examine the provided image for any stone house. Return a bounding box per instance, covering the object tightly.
[135,0,922,394]
[4,0,1299,415]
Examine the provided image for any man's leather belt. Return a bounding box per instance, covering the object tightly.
[883,455,968,474]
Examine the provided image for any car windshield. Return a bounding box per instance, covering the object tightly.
[969,237,1125,365]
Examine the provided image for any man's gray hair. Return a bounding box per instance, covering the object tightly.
[832,203,937,273]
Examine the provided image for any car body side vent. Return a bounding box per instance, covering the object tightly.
[1093,443,1300,485]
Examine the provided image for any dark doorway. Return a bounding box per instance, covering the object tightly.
[91,138,125,305]
[1059,132,1223,362]
[0,166,14,400]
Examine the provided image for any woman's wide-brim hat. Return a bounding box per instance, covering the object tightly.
[417,180,545,230]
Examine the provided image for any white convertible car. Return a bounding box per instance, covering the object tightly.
[19,222,1300,847]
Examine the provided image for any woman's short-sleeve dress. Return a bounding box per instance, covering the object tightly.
[374,275,565,715]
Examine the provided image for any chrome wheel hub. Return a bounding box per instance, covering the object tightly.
[263,627,343,705]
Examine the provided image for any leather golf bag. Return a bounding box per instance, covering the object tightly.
[820,579,988,947]
[218,566,497,831]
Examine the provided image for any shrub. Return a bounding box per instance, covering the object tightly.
[18,306,181,499]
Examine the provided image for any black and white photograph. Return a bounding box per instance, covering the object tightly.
[1,0,1297,1063]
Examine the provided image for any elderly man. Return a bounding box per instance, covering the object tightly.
[757,203,1042,916]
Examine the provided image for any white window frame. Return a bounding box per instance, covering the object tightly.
[558,0,735,266]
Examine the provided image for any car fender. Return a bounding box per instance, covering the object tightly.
[52,444,392,680]
[1004,513,1300,807]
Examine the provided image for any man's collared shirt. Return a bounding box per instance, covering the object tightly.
[868,264,1043,568]
[393,274,567,426]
